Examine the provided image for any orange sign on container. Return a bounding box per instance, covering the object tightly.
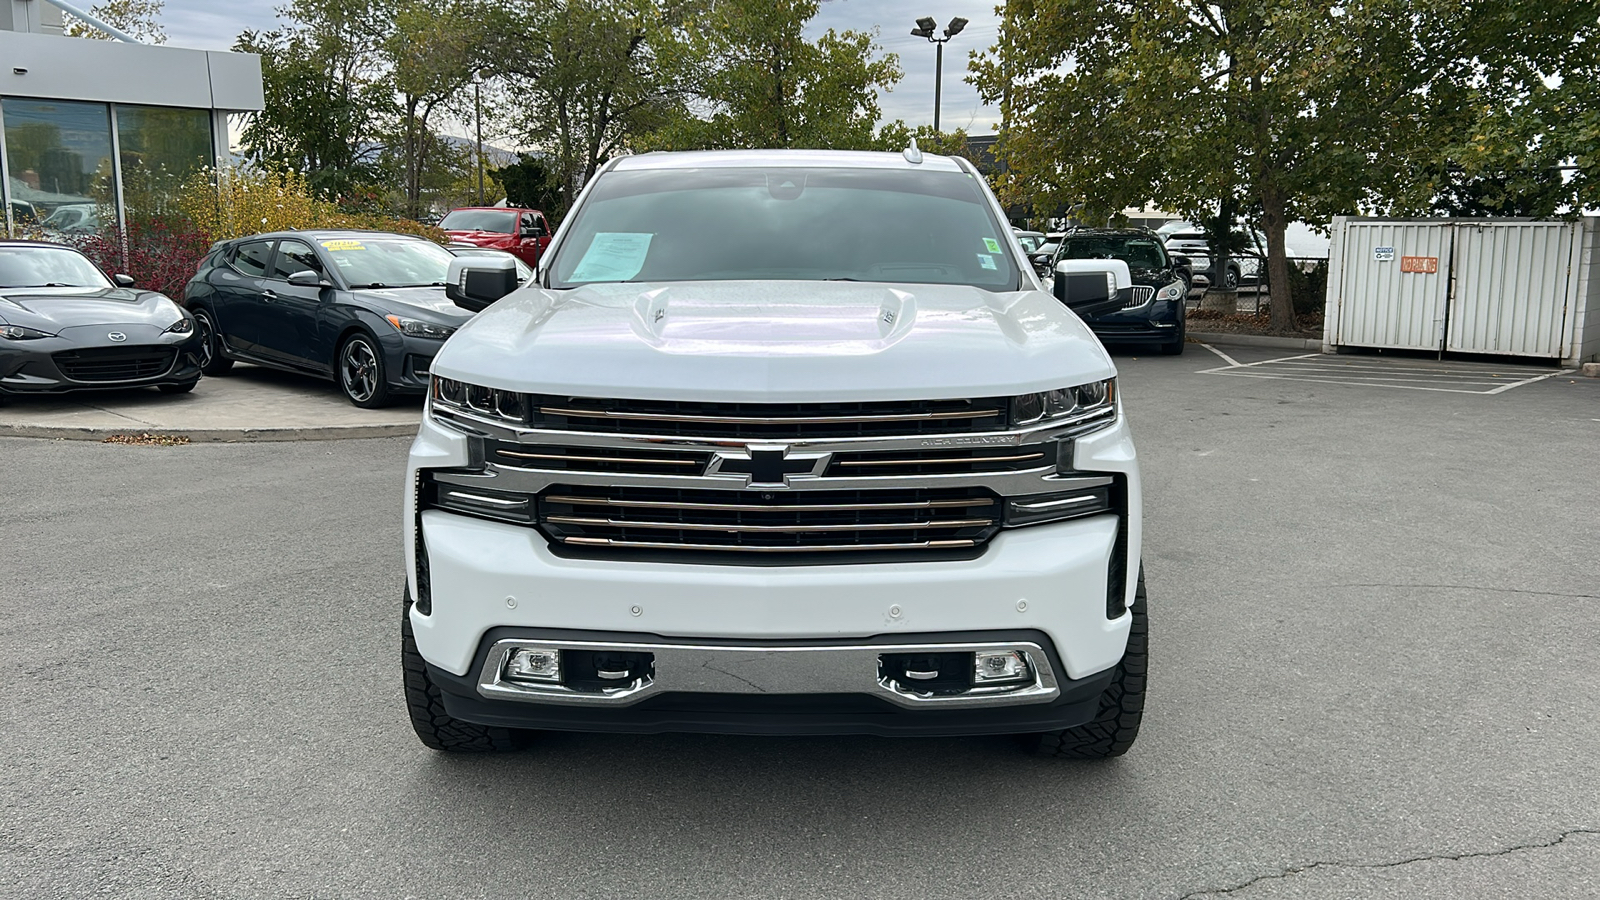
[1400,256,1438,274]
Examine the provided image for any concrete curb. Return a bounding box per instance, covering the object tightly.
[1188,331,1323,351]
[0,422,420,443]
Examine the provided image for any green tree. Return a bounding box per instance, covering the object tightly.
[972,0,1479,332]
[386,0,483,217]
[651,0,901,151]
[63,0,166,43]
[495,155,566,219]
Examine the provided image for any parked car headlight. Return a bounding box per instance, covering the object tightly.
[163,315,195,335]
[1010,378,1117,430]
[386,315,457,339]
[0,324,54,340]
[1155,280,1185,302]
[430,375,526,424]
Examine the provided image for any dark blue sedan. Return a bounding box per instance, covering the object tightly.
[183,230,474,407]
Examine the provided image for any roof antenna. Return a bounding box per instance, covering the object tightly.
[903,138,923,165]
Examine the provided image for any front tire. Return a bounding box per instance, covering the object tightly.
[1160,318,1186,355]
[402,593,521,752]
[192,308,233,376]
[338,332,391,408]
[1027,570,1147,759]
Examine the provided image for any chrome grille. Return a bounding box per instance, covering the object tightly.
[1123,286,1155,309]
[490,443,710,475]
[539,486,1001,556]
[529,396,1008,438]
[54,346,176,382]
[823,444,1057,477]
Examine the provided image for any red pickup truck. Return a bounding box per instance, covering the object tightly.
[439,207,552,267]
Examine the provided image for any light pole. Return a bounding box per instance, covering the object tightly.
[473,73,485,206]
[910,15,967,132]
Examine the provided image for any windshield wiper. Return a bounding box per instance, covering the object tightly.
[349,283,390,289]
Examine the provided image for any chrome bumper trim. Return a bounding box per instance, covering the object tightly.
[476,639,1061,709]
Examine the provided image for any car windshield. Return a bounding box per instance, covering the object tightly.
[439,209,517,233]
[1059,236,1169,270]
[318,237,455,288]
[0,245,111,288]
[1015,233,1045,252]
[551,166,1021,290]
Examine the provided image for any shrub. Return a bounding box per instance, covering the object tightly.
[176,165,447,244]
[68,214,211,298]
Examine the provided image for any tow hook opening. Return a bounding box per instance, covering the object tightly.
[879,650,1035,696]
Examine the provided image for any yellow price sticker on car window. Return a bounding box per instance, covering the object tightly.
[321,240,365,251]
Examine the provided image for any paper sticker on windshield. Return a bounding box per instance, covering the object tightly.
[570,232,653,282]
[321,240,365,251]
[977,253,997,270]
[983,237,1002,253]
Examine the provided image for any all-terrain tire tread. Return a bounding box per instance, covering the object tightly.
[1031,571,1147,759]
[402,596,518,752]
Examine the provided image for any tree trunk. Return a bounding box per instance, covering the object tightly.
[1201,195,1238,312]
[1261,180,1295,333]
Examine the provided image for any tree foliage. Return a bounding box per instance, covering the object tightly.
[62,0,166,43]
[648,0,901,151]
[972,0,1598,333]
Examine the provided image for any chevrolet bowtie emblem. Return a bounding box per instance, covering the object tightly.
[706,445,830,487]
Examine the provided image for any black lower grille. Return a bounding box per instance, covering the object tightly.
[539,485,1001,558]
[54,346,176,382]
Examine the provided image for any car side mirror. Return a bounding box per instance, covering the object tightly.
[1053,258,1133,318]
[446,257,519,312]
[1170,254,1190,267]
[113,273,135,287]
[286,270,329,288]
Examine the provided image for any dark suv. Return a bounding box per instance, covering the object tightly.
[1048,229,1188,355]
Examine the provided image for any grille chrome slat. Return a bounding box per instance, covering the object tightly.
[836,452,1045,468]
[539,406,1002,426]
[560,536,979,553]
[496,450,701,467]
[542,495,993,512]
[546,515,995,533]
[529,395,1011,439]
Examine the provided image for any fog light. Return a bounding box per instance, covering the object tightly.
[504,647,561,683]
[973,650,1031,685]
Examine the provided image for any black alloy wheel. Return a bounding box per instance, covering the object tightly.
[338,332,391,408]
[192,308,233,375]
[1223,266,1240,290]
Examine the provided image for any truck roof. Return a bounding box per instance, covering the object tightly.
[612,149,969,173]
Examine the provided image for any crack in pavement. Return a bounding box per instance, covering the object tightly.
[1327,583,1600,601]
[1177,828,1600,898]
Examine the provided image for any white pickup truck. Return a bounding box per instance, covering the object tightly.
[402,147,1146,758]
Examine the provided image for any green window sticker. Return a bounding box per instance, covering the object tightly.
[983,237,1002,253]
[571,232,654,282]
[977,253,997,270]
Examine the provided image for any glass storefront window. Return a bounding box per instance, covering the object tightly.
[115,105,212,222]
[1,98,114,235]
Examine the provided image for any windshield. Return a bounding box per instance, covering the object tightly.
[1060,236,1169,270]
[1015,233,1044,252]
[0,245,112,288]
[318,237,456,288]
[440,209,517,233]
[551,166,1021,290]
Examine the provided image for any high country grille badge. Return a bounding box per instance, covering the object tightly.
[705,444,830,487]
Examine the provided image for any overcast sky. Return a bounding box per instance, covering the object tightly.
[159,0,1001,137]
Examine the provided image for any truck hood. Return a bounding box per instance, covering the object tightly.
[0,286,185,331]
[433,280,1115,402]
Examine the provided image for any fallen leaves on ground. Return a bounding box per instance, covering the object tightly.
[102,433,191,446]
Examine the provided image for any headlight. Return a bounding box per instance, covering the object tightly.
[164,315,195,335]
[0,324,54,340]
[431,375,526,425]
[386,315,457,339]
[1010,378,1116,429]
[1155,280,1185,302]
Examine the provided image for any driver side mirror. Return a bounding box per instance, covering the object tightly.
[113,273,135,288]
[1053,258,1133,318]
[286,270,330,288]
[1170,254,1191,267]
[446,257,519,312]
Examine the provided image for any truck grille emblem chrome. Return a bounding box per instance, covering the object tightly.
[706,444,830,487]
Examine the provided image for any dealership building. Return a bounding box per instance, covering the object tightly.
[0,0,263,236]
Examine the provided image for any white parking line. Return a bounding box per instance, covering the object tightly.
[1195,349,1572,395]
[1197,343,1241,367]
[1484,368,1577,394]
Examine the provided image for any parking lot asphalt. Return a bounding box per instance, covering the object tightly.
[3,344,1599,899]
[0,364,420,441]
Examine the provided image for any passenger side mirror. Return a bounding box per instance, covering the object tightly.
[446,257,519,312]
[113,273,135,288]
[1053,259,1133,318]
[286,270,329,288]
[1170,254,1190,267]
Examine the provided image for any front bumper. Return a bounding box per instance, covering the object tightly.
[428,627,1118,736]
[1084,300,1184,344]
[0,325,203,394]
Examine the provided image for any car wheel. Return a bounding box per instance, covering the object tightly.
[1160,318,1185,355]
[192,308,233,375]
[158,380,199,394]
[403,592,522,752]
[1025,569,1147,759]
[337,332,391,408]
[1224,266,1240,290]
